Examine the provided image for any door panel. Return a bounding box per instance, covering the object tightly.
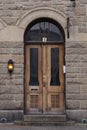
[25,44,64,114]
[46,45,64,113]
[25,45,42,114]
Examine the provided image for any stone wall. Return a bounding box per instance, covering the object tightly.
[0,42,24,122]
[65,0,87,121]
[0,0,87,122]
[0,0,66,25]
[66,41,87,121]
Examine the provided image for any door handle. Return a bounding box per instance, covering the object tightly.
[63,65,66,74]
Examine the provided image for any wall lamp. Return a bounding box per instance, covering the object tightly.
[7,59,14,74]
[70,0,76,7]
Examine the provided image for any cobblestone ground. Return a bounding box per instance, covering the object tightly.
[0,125,87,130]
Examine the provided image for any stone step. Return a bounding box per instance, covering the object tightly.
[24,114,66,124]
[14,120,75,126]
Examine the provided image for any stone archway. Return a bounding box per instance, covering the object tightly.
[24,18,65,115]
[17,7,66,32]
[17,7,67,123]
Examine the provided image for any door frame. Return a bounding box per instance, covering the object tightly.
[24,42,65,114]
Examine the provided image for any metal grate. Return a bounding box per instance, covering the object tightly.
[51,95,59,108]
[30,95,38,108]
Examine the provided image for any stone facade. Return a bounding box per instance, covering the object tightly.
[0,0,87,122]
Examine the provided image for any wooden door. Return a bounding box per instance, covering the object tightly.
[46,45,64,114]
[25,45,43,114]
[25,44,64,114]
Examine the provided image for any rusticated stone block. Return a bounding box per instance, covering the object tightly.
[0,110,23,122]
[66,100,80,109]
[66,85,80,94]
[0,42,23,48]
[66,62,87,67]
[66,67,81,73]
[75,6,86,16]
[66,42,87,48]
[3,0,15,4]
[66,78,87,85]
[52,0,63,5]
[66,110,87,121]
[0,55,24,63]
[0,94,23,101]
[0,78,23,86]
[80,85,87,93]
[2,17,18,25]
[66,55,87,62]
[2,10,13,17]
[80,100,87,109]
[66,48,87,55]
[0,48,23,54]
[79,0,87,4]
[0,0,2,4]
[66,94,87,100]
[0,100,23,110]
[0,85,23,94]
[70,17,81,26]
[66,73,87,78]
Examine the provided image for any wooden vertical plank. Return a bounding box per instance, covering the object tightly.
[59,45,64,88]
[46,45,51,111]
[42,45,47,86]
[38,45,43,112]
[42,45,47,113]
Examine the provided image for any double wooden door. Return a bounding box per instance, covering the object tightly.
[25,44,65,114]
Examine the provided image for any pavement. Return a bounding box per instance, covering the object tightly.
[0,124,87,130]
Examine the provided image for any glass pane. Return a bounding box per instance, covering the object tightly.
[50,48,60,86]
[29,48,39,85]
[40,22,45,31]
[30,23,39,31]
[49,23,63,41]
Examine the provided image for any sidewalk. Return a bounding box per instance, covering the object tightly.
[0,123,87,130]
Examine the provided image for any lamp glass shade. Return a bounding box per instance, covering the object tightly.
[8,64,13,70]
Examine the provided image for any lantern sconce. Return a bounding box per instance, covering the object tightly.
[70,0,76,7]
[7,59,14,74]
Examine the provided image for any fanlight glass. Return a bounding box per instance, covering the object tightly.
[24,19,64,43]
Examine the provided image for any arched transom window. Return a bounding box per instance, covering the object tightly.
[24,18,65,43]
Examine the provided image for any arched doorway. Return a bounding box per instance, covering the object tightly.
[24,18,65,115]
